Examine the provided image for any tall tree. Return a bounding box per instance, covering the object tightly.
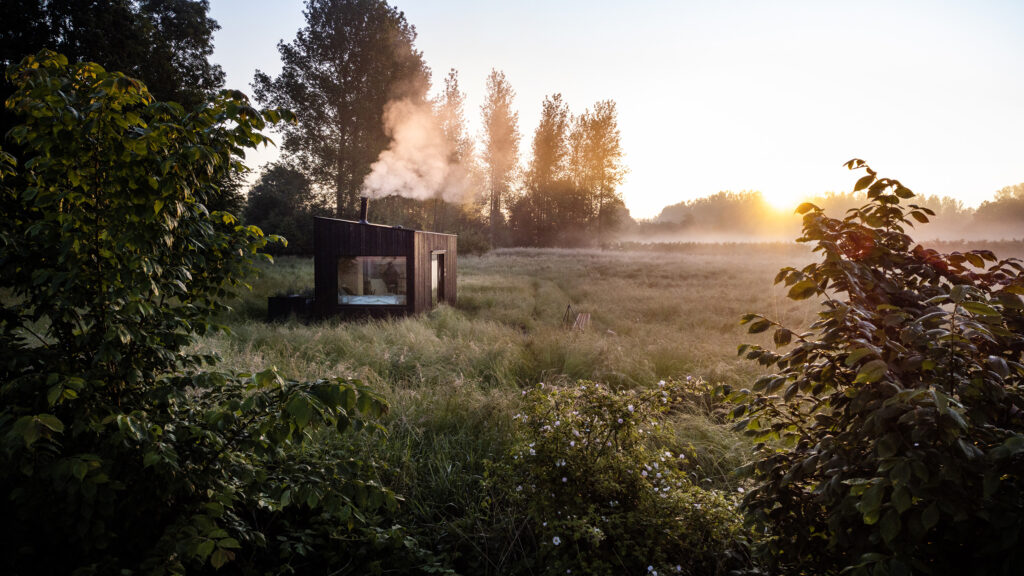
[570,100,627,241]
[480,69,520,245]
[429,68,475,231]
[528,93,570,188]
[252,0,430,219]
[511,93,573,246]
[0,0,224,135]
[436,68,474,167]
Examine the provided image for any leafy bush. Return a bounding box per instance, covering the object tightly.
[507,379,752,576]
[736,160,1024,575]
[0,51,426,575]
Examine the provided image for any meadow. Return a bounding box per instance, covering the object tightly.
[191,239,1024,573]
[187,244,820,570]
[213,243,820,388]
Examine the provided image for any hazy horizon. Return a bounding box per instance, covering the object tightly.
[210,0,1024,219]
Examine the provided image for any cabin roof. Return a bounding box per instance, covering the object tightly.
[313,216,457,238]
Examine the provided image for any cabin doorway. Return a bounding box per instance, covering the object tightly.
[431,251,445,306]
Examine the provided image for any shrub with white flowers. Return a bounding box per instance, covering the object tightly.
[507,379,752,575]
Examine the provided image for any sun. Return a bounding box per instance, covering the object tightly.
[761,189,806,213]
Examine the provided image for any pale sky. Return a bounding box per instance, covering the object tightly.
[209,0,1024,219]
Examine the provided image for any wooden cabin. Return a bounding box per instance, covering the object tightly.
[312,199,457,318]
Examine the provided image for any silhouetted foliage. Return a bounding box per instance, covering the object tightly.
[253,0,430,219]
[0,52,436,575]
[243,163,331,255]
[736,160,1024,575]
[0,0,224,140]
[510,95,628,247]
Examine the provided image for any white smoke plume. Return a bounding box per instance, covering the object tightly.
[361,99,474,203]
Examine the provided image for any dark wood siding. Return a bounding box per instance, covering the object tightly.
[411,231,457,313]
[313,216,455,318]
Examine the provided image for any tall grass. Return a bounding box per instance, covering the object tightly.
[191,245,831,571]
[214,246,819,390]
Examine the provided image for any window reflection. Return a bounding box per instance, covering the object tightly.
[337,257,406,305]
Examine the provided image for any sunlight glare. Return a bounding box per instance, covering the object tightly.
[762,188,806,213]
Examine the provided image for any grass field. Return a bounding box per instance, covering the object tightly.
[193,243,817,516]
[210,243,821,388]
[191,239,1024,573]
[200,239,1024,475]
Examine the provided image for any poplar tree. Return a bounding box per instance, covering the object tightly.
[480,69,520,245]
[511,93,573,245]
[571,100,627,240]
[431,68,479,231]
[252,0,430,219]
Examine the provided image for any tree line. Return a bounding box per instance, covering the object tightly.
[625,185,1024,242]
[248,0,629,252]
[6,0,1020,256]
[2,0,630,253]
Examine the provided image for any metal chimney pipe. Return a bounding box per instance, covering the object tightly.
[359,196,369,223]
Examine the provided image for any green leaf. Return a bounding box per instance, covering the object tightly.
[285,394,313,429]
[340,386,357,411]
[892,486,912,513]
[854,174,875,192]
[893,185,914,199]
[36,413,64,433]
[787,279,818,300]
[961,301,999,317]
[197,539,215,560]
[858,482,885,521]
[796,202,819,214]
[855,360,888,384]
[845,348,874,367]
[922,503,940,530]
[748,319,772,334]
[210,548,231,569]
[880,509,901,544]
[987,356,1010,378]
[965,253,985,268]
[143,451,162,468]
[1001,435,1024,456]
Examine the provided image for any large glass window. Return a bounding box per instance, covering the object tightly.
[337,256,406,305]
